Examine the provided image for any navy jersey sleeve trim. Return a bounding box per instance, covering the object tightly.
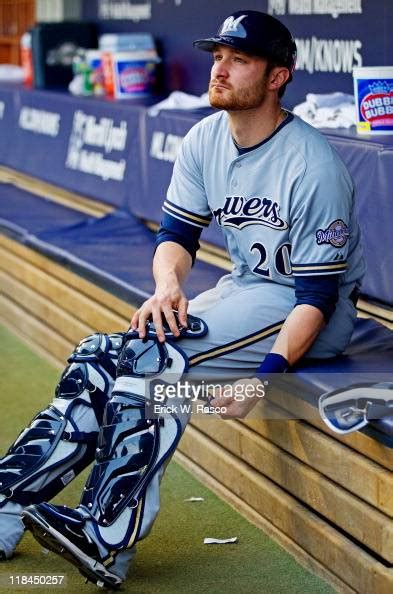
[295,274,340,323]
[163,200,212,228]
[155,212,202,264]
[292,260,347,275]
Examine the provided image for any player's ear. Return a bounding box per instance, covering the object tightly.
[267,66,290,93]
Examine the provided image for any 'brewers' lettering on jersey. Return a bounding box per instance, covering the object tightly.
[213,196,288,230]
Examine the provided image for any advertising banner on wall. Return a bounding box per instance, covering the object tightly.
[82,0,393,108]
[2,88,142,209]
[0,85,17,166]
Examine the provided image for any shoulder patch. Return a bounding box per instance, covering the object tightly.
[316,219,349,248]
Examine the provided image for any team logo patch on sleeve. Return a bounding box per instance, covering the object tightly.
[316,220,349,248]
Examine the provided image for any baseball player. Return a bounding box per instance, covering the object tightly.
[0,10,365,589]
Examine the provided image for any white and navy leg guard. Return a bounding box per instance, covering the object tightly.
[22,314,207,587]
[0,332,124,559]
[319,382,393,434]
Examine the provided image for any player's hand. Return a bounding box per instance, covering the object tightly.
[209,378,264,419]
[130,282,188,342]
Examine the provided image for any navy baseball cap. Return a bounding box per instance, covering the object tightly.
[193,10,297,76]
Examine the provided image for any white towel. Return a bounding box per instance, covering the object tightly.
[0,65,24,83]
[148,91,210,116]
[293,92,356,129]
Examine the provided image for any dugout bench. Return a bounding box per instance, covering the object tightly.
[0,168,393,594]
[1,82,393,594]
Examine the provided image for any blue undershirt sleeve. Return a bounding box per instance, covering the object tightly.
[294,274,340,323]
[256,275,340,372]
[155,212,202,265]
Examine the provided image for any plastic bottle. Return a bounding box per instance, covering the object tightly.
[20,31,34,86]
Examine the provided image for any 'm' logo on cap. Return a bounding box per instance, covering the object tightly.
[219,15,247,38]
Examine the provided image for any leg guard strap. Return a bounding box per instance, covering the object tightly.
[0,405,93,506]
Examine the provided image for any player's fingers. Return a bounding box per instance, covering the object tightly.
[177,297,189,328]
[162,305,180,337]
[130,309,140,331]
[151,305,166,342]
[137,306,151,338]
[212,403,234,420]
[219,401,244,420]
[210,390,233,409]
[208,385,223,401]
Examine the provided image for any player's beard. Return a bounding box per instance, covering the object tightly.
[209,75,268,111]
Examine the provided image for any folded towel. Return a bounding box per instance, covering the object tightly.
[293,92,356,129]
[148,91,210,116]
[0,64,24,83]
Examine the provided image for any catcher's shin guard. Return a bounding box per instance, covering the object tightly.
[23,315,207,586]
[80,333,192,551]
[0,332,124,558]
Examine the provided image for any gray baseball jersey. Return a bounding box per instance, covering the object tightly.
[162,111,365,368]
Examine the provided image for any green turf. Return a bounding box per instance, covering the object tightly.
[0,325,337,593]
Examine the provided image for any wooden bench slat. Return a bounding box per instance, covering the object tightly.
[357,298,393,324]
[242,414,393,516]
[0,247,129,334]
[263,387,393,471]
[0,235,132,319]
[190,415,393,560]
[0,295,73,364]
[180,425,393,594]
[0,271,94,344]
